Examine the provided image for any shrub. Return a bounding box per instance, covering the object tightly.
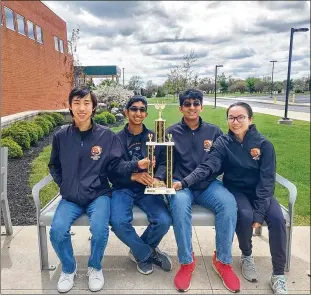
[50,112,65,125]
[110,102,120,109]
[100,111,116,124]
[29,121,44,139]
[1,126,31,150]
[94,113,107,125]
[33,117,50,135]
[39,113,57,127]
[1,137,23,158]
[104,112,116,124]
[12,121,39,145]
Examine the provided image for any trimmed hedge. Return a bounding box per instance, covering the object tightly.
[50,112,65,125]
[104,112,116,124]
[94,113,107,125]
[2,126,31,150]
[34,117,51,135]
[1,137,23,158]
[12,121,39,145]
[39,113,57,127]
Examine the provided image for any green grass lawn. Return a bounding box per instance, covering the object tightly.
[30,105,310,225]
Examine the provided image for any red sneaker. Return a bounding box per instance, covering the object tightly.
[212,251,240,293]
[174,253,196,292]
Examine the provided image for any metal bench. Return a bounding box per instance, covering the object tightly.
[1,147,13,236]
[32,173,297,272]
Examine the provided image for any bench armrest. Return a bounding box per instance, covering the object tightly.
[31,174,54,218]
[276,173,297,225]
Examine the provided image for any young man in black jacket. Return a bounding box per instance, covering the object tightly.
[159,89,240,293]
[109,96,172,275]
[174,102,288,294]
[48,88,150,293]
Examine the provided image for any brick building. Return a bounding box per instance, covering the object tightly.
[1,1,73,116]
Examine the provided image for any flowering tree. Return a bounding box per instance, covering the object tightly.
[93,84,134,108]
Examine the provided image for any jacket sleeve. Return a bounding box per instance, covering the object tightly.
[253,140,276,224]
[48,133,62,187]
[181,137,226,188]
[107,132,139,176]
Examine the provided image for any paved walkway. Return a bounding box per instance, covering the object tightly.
[202,100,310,122]
[1,226,310,294]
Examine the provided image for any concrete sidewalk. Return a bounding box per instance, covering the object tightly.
[202,101,310,122]
[1,226,310,294]
[214,96,310,107]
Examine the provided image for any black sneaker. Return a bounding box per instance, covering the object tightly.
[150,247,172,272]
[129,250,153,275]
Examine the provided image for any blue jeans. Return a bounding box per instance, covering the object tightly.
[50,196,110,273]
[110,188,172,262]
[167,179,237,264]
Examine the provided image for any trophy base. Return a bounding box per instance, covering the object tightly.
[144,187,176,195]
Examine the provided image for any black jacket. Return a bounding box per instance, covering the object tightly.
[48,121,138,207]
[181,124,276,224]
[109,123,166,192]
[157,117,223,191]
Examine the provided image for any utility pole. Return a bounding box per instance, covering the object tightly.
[122,68,125,87]
[270,60,277,98]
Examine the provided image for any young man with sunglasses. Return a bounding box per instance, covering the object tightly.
[109,95,172,275]
[160,89,240,292]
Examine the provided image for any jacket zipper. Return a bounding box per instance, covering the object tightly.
[77,140,83,204]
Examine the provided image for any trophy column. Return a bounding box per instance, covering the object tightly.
[166,134,173,189]
[147,134,154,179]
[144,103,176,195]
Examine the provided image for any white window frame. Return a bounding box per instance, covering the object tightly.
[16,13,26,36]
[54,36,59,51]
[59,39,64,53]
[36,25,43,43]
[27,20,35,40]
[4,6,15,31]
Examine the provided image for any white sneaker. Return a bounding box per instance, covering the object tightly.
[269,274,288,294]
[57,267,77,293]
[87,267,104,292]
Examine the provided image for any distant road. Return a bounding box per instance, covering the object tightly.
[203,97,310,113]
[205,94,310,104]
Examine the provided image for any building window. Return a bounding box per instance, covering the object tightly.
[16,14,26,35]
[36,25,43,43]
[4,7,15,31]
[59,39,64,53]
[1,6,3,26]
[27,20,35,39]
[54,36,59,51]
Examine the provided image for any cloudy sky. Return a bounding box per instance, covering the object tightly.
[43,1,310,86]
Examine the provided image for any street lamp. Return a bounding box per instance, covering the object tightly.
[214,65,223,108]
[270,60,277,98]
[279,27,309,124]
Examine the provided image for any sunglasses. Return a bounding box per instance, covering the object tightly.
[129,106,147,113]
[182,101,201,107]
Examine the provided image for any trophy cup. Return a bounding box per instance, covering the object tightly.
[144,103,176,195]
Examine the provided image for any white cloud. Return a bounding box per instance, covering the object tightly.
[43,1,310,85]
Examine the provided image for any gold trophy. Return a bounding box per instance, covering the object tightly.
[145,103,176,195]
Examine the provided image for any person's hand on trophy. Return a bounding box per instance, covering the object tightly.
[173,181,183,191]
[138,157,156,170]
[131,172,154,186]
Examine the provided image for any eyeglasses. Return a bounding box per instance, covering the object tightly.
[129,106,147,113]
[227,115,248,123]
[182,101,201,107]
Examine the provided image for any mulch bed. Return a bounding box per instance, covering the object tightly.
[1,120,125,226]
[1,127,60,226]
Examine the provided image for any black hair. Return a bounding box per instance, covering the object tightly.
[68,87,97,117]
[125,95,148,110]
[179,88,203,106]
[226,102,254,118]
